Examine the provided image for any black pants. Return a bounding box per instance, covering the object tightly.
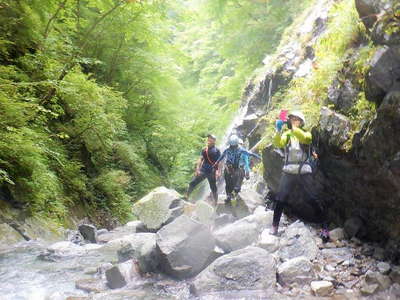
[224,167,244,201]
[272,172,328,228]
[187,171,218,201]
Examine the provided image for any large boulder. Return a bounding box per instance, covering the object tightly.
[117,233,159,273]
[319,107,351,150]
[105,260,141,289]
[78,224,97,243]
[190,246,276,296]
[278,221,319,261]
[365,46,400,106]
[0,223,25,249]
[277,256,315,286]
[192,200,215,226]
[213,210,273,253]
[97,222,144,244]
[132,186,184,231]
[39,241,86,261]
[156,215,215,279]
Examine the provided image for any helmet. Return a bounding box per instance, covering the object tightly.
[228,135,240,146]
[288,111,306,126]
[238,138,244,145]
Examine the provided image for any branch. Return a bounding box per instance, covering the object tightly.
[43,0,69,41]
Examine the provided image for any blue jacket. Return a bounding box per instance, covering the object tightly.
[216,146,261,169]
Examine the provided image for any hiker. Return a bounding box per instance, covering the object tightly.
[215,135,261,205]
[186,134,221,204]
[270,111,329,241]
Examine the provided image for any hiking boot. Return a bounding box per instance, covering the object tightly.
[319,228,330,243]
[270,225,278,236]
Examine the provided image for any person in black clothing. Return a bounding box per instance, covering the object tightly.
[186,134,221,204]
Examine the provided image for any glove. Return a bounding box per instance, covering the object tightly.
[275,119,285,132]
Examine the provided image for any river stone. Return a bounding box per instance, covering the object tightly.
[329,228,345,242]
[132,186,183,231]
[78,224,97,243]
[237,190,264,213]
[193,200,215,225]
[365,270,392,291]
[279,221,318,261]
[157,215,215,279]
[117,233,158,273]
[257,229,279,253]
[310,280,333,296]
[105,260,140,289]
[39,241,86,261]
[344,217,364,238]
[214,213,236,228]
[277,256,315,286]
[97,226,137,244]
[213,215,260,253]
[377,262,391,275]
[75,278,108,293]
[321,247,353,264]
[361,282,379,296]
[190,246,276,295]
[390,266,400,284]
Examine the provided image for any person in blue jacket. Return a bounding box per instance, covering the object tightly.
[215,135,261,205]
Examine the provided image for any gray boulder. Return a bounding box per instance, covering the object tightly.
[279,221,319,261]
[39,241,85,261]
[78,224,97,243]
[117,233,158,273]
[190,246,276,296]
[75,278,108,293]
[257,229,280,253]
[156,215,215,279]
[355,0,379,29]
[105,260,140,289]
[319,107,351,150]
[344,216,365,238]
[364,270,392,291]
[321,247,353,264]
[390,266,400,284]
[365,46,400,106]
[132,186,184,231]
[192,200,215,226]
[277,256,315,286]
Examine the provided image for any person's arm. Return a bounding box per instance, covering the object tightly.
[195,157,203,176]
[291,127,312,144]
[241,149,261,160]
[215,149,226,176]
[273,130,290,148]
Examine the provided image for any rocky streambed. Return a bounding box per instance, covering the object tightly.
[1,184,400,300]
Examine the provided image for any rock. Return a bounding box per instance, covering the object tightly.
[329,228,345,242]
[258,229,279,253]
[321,248,353,264]
[390,266,400,284]
[117,233,158,273]
[156,215,215,279]
[190,246,276,295]
[377,262,391,275]
[319,107,351,149]
[97,226,136,244]
[237,190,264,213]
[328,78,359,113]
[82,243,102,251]
[105,260,140,289]
[0,223,25,248]
[355,0,379,29]
[78,224,97,243]
[39,241,85,261]
[193,200,215,225]
[365,270,392,291]
[277,256,315,286]
[310,281,333,296]
[213,212,269,253]
[365,46,400,106]
[279,221,318,261]
[214,213,236,228]
[361,282,379,296]
[344,217,364,238]
[75,278,108,293]
[132,186,184,231]
[97,229,108,236]
[372,15,400,46]
[373,247,386,260]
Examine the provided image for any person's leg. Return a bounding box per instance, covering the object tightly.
[233,168,245,194]
[224,168,234,203]
[271,173,296,234]
[186,172,206,199]
[206,171,218,204]
[301,173,330,241]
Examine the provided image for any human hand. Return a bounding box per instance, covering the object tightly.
[195,169,200,176]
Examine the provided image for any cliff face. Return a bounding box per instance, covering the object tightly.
[234,0,400,258]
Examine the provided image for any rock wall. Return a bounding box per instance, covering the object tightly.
[235,0,400,256]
